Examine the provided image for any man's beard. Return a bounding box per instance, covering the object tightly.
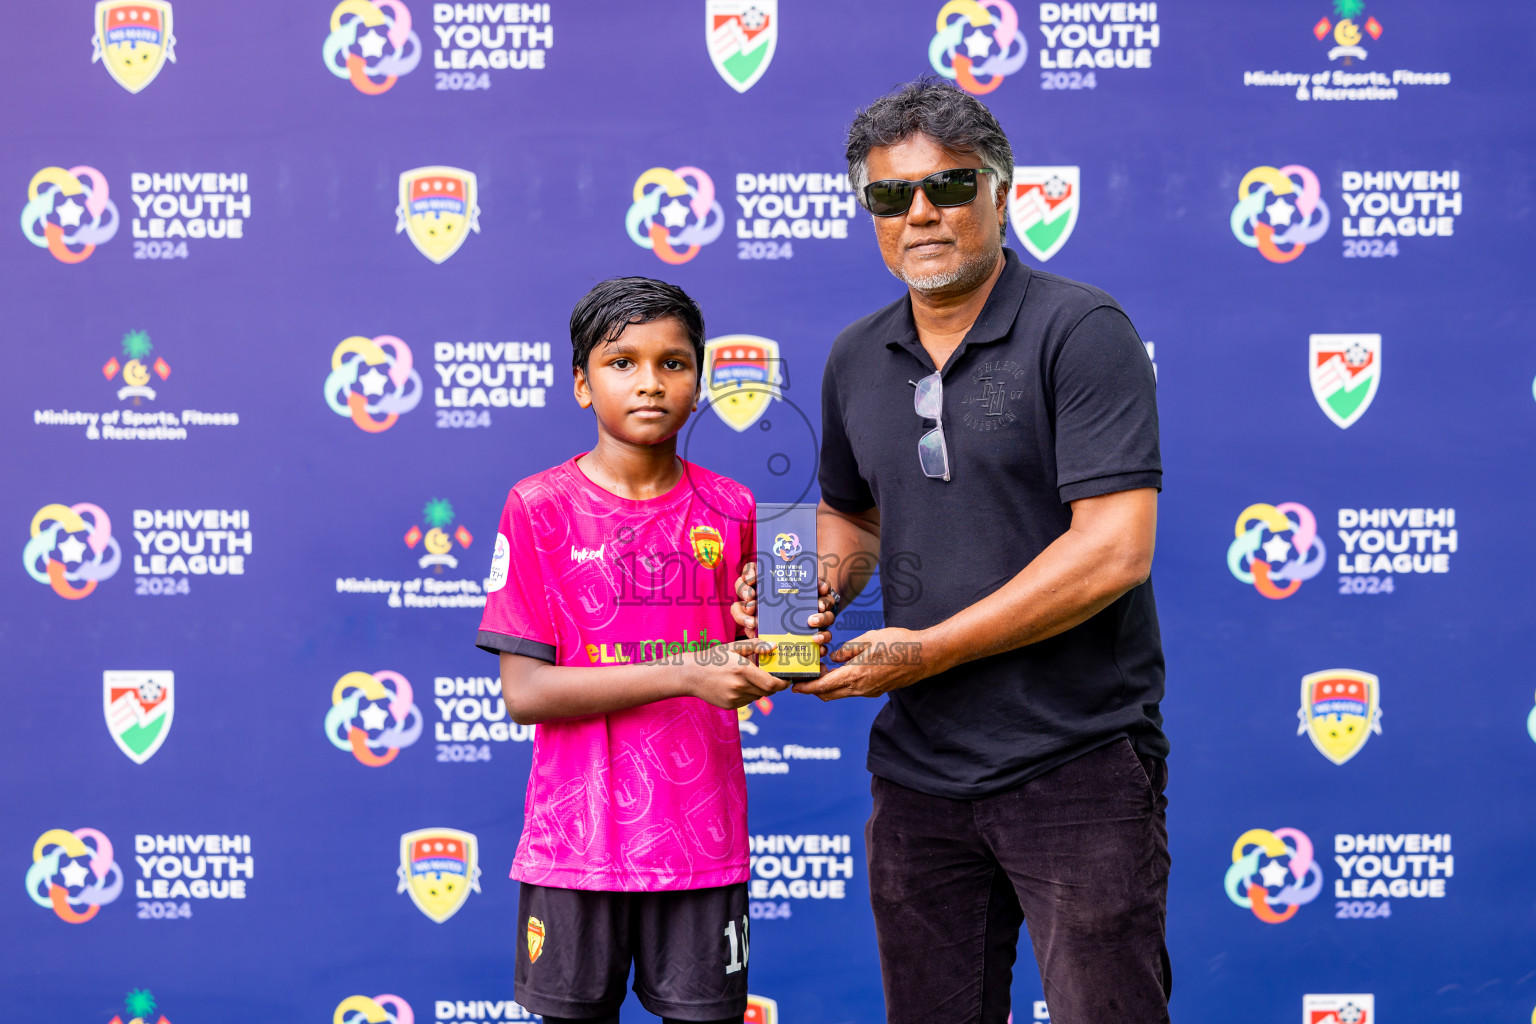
[893,241,1001,296]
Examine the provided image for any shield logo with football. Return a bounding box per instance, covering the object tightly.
[703,335,783,432]
[1298,669,1381,765]
[396,167,480,264]
[706,1,777,93]
[1010,166,1080,262]
[1304,993,1374,1024]
[93,1,176,93]
[397,828,480,922]
[1309,334,1380,429]
[102,670,173,764]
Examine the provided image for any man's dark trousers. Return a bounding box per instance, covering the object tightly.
[866,738,1171,1024]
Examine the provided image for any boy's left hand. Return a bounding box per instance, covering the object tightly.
[731,562,840,649]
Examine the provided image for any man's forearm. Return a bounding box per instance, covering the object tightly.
[919,490,1156,676]
[817,499,880,605]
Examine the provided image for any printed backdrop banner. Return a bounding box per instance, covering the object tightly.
[3,1,1535,1022]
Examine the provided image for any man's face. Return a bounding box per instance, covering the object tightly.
[574,317,699,446]
[863,134,1006,297]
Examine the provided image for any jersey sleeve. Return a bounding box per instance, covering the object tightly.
[818,353,877,514]
[1052,305,1164,503]
[476,490,557,661]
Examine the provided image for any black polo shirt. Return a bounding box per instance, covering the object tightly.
[819,247,1166,799]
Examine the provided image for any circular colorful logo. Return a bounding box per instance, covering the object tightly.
[326,670,423,766]
[26,828,123,923]
[20,166,120,264]
[1225,827,1323,923]
[1227,502,1326,600]
[1230,164,1330,263]
[928,1,1028,95]
[626,166,725,265]
[323,0,422,94]
[325,335,423,432]
[335,995,414,1024]
[24,503,121,600]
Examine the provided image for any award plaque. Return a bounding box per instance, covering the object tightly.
[754,502,822,679]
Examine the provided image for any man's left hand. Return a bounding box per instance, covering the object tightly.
[793,627,934,701]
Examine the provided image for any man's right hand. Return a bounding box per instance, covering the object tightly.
[686,639,790,710]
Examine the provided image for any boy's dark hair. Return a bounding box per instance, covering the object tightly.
[569,277,706,379]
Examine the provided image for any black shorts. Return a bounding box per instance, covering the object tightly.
[515,880,749,1021]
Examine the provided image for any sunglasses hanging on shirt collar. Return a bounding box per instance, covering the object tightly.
[909,373,950,482]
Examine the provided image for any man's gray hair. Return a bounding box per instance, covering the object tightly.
[845,77,1014,209]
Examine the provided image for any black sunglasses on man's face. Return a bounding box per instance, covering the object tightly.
[862,167,998,218]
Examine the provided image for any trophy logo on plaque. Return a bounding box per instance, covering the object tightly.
[755,503,820,678]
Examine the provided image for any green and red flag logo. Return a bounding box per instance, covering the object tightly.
[706,2,777,93]
[1309,334,1380,429]
[1009,166,1079,262]
[103,671,173,764]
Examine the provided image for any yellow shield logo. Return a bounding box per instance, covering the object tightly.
[396,827,480,922]
[93,1,176,94]
[526,915,546,962]
[1298,669,1381,765]
[690,524,724,568]
[396,166,480,264]
[703,335,782,432]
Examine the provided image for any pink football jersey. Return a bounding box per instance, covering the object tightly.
[477,455,754,891]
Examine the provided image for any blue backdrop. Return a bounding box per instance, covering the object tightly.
[5,1,1536,1022]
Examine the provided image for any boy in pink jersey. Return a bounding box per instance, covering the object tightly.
[477,277,834,1024]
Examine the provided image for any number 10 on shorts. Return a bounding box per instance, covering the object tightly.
[725,915,750,974]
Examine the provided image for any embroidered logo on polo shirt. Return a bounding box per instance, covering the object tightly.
[959,359,1026,431]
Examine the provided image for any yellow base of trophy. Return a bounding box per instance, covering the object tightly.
[758,633,822,679]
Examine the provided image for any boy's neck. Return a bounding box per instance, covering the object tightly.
[576,433,684,501]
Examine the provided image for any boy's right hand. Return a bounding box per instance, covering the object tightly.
[686,639,790,710]
[730,562,760,639]
[731,561,840,645]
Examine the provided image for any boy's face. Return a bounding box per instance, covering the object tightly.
[574,317,700,446]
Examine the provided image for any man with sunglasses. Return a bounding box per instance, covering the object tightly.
[734,79,1168,1023]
